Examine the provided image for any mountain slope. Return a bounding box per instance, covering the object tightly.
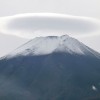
[0,35,100,100]
[6,35,100,58]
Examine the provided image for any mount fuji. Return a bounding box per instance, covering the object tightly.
[0,35,100,100]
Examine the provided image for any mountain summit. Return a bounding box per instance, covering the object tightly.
[0,35,100,100]
[7,35,99,58]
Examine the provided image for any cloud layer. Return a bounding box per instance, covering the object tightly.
[0,13,100,38]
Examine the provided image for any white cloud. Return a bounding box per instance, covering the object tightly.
[0,13,100,39]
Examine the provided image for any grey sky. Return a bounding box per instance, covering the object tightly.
[0,0,100,57]
[0,0,100,19]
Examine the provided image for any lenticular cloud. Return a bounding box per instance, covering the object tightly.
[0,13,100,39]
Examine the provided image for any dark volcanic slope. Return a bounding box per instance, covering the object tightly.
[0,35,100,100]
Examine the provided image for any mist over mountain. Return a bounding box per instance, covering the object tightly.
[0,13,100,38]
[0,35,100,100]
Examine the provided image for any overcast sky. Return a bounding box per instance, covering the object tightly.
[0,0,100,19]
[0,0,100,57]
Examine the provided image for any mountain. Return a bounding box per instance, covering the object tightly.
[5,35,100,58]
[0,35,100,100]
